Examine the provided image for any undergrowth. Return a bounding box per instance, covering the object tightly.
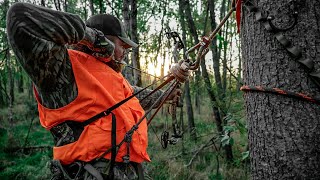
[0,90,249,179]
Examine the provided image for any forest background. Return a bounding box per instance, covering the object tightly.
[0,0,249,179]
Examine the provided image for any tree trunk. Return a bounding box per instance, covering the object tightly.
[122,0,130,40]
[184,0,233,161]
[3,0,14,106]
[99,0,103,14]
[54,0,61,11]
[63,0,67,12]
[83,0,88,20]
[241,0,320,179]
[122,0,134,84]
[160,48,165,78]
[0,83,7,107]
[17,67,24,93]
[236,35,242,91]
[208,0,223,93]
[222,20,229,94]
[130,0,142,86]
[6,48,14,128]
[209,0,234,161]
[179,0,196,141]
[89,0,94,16]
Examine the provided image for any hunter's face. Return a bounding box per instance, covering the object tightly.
[107,36,130,72]
[113,37,129,63]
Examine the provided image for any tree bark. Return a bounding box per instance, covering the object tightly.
[179,0,195,141]
[209,0,234,161]
[4,0,14,126]
[63,0,67,12]
[17,67,24,93]
[130,0,142,86]
[208,0,223,93]
[54,0,61,11]
[7,50,14,125]
[222,20,229,94]
[236,35,242,91]
[241,0,320,179]
[83,0,88,20]
[99,0,103,14]
[122,0,134,84]
[89,0,94,16]
[41,0,46,7]
[179,0,196,141]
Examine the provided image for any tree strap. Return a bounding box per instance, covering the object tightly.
[240,85,320,105]
[243,0,320,88]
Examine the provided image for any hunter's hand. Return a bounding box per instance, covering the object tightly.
[70,27,115,59]
[169,60,190,83]
[91,28,115,58]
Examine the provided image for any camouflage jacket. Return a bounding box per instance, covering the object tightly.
[7,2,162,110]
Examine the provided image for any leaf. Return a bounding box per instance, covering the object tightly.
[223,125,236,133]
[221,134,230,147]
[229,137,234,146]
[216,34,225,41]
[241,151,249,161]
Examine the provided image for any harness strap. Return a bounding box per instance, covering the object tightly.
[135,163,145,180]
[83,164,104,180]
[109,112,117,179]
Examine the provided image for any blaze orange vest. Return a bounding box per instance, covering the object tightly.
[34,49,150,165]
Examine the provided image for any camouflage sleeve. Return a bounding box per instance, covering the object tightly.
[6,3,87,108]
[132,86,164,110]
[7,3,85,88]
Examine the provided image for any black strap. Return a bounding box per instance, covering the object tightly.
[80,75,173,127]
[136,163,145,180]
[108,112,117,179]
[83,163,104,180]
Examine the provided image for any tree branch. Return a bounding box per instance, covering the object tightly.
[185,136,217,167]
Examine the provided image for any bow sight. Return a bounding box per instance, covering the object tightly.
[165,27,185,51]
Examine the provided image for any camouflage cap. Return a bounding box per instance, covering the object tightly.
[86,14,138,49]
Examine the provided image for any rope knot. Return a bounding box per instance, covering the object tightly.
[169,60,190,83]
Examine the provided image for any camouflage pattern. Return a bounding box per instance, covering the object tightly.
[7,2,82,109]
[50,122,76,147]
[50,159,143,180]
[87,161,139,180]
[7,2,162,110]
[7,2,162,179]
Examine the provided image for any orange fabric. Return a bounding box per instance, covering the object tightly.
[34,49,150,164]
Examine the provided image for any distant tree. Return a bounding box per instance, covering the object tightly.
[130,0,142,86]
[178,0,196,141]
[89,0,94,15]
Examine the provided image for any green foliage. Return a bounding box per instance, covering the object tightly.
[144,86,248,179]
[241,151,249,161]
[209,173,223,180]
[0,81,248,179]
[221,134,234,146]
[0,92,52,180]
